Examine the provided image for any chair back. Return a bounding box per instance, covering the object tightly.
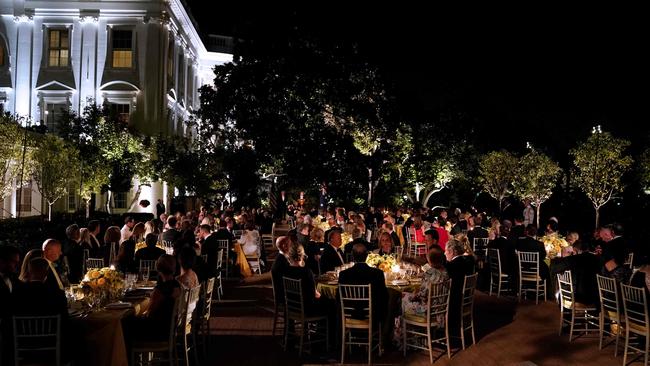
[108,242,118,265]
[596,274,620,321]
[216,249,224,271]
[366,229,372,242]
[517,251,540,280]
[557,270,574,309]
[427,280,451,325]
[462,274,478,317]
[200,278,215,322]
[201,254,208,263]
[183,286,202,335]
[172,288,188,344]
[139,259,157,277]
[283,277,305,319]
[216,239,229,252]
[13,315,61,366]
[338,284,372,324]
[86,257,105,270]
[83,249,90,272]
[624,252,634,269]
[473,238,489,258]
[620,283,649,335]
[162,240,174,255]
[488,248,502,277]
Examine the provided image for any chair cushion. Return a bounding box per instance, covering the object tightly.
[345,318,370,326]
[627,321,649,334]
[521,275,541,281]
[403,313,427,323]
[561,300,596,311]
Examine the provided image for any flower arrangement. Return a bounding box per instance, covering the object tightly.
[366,253,398,273]
[541,233,569,258]
[312,215,330,231]
[81,267,125,301]
[135,241,165,252]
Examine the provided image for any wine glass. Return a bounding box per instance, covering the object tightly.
[141,269,149,283]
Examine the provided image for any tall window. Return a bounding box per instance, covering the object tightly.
[178,53,185,101]
[48,29,69,67]
[112,30,133,68]
[109,103,130,124]
[114,192,127,209]
[44,103,67,132]
[67,189,76,211]
[0,42,5,67]
[16,184,32,212]
[167,39,175,91]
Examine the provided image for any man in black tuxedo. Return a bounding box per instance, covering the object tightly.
[42,239,66,291]
[136,233,166,262]
[320,228,345,273]
[444,238,476,336]
[515,225,550,281]
[552,241,600,305]
[161,216,181,251]
[467,215,489,244]
[338,244,388,324]
[199,225,220,277]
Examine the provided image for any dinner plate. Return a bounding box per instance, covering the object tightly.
[105,301,132,309]
[390,280,409,286]
[326,280,338,285]
[136,286,155,290]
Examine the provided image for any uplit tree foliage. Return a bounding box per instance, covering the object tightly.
[570,131,633,228]
[58,104,152,214]
[0,114,32,202]
[512,149,561,227]
[479,150,519,212]
[194,35,404,208]
[639,148,650,192]
[31,134,79,221]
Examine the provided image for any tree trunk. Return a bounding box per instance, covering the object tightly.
[106,191,113,214]
[128,184,144,211]
[367,168,373,205]
[595,207,600,229]
[535,202,541,228]
[47,202,53,221]
[85,199,90,219]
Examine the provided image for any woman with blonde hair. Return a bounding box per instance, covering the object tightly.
[144,220,159,238]
[19,249,43,282]
[306,227,325,274]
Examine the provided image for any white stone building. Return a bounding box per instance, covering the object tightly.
[0,0,232,219]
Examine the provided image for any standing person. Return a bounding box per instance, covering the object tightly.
[523,200,535,227]
[121,216,135,243]
[156,199,166,219]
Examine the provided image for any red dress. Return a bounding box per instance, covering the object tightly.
[435,227,449,251]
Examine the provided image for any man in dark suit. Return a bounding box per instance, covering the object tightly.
[552,241,600,305]
[338,244,388,324]
[161,216,181,251]
[42,239,66,291]
[199,225,220,276]
[136,233,166,262]
[510,216,526,240]
[444,238,476,336]
[515,225,550,282]
[467,215,489,244]
[487,226,517,278]
[320,228,345,273]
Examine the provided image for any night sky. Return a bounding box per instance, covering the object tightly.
[185,3,649,161]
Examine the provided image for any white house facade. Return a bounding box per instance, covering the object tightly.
[0,0,232,219]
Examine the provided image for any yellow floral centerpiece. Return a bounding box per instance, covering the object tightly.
[135,241,166,252]
[81,267,125,303]
[340,232,353,250]
[541,233,569,258]
[366,253,398,273]
[312,215,330,231]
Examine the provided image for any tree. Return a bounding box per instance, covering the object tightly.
[31,134,80,221]
[512,149,561,227]
[0,114,28,203]
[640,147,650,193]
[570,131,633,228]
[479,150,519,212]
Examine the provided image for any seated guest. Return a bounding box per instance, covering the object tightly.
[104,226,122,265]
[161,216,181,252]
[19,249,43,282]
[135,233,166,263]
[64,224,84,284]
[553,241,600,305]
[177,247,199,289]
[11,258,69,364]
[382,221,401,248]
[283,243,326,315]
[320,228,345,273]
[444,239,476,334]
[600,224,632,284]
[487,227,517,278]
[13,258,68,318]
[516,225,550,281]
[199,225,220,277]
[1,245,21,315]
[338,244,388,323]
[424,229,440,252]
[373,232,395,256]
[296,223,311,248]
[116,239,137,274]
[271,236,291,303]
[42,239,65,291]
[433,219,449,250]
[239,222,261,256]
[305,228,325,275]
[402,246,449,324]
[121,216,135,243]
[135,255,182,341]
[87,220,103,257]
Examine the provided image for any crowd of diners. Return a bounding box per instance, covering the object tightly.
[1,203,649,363]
